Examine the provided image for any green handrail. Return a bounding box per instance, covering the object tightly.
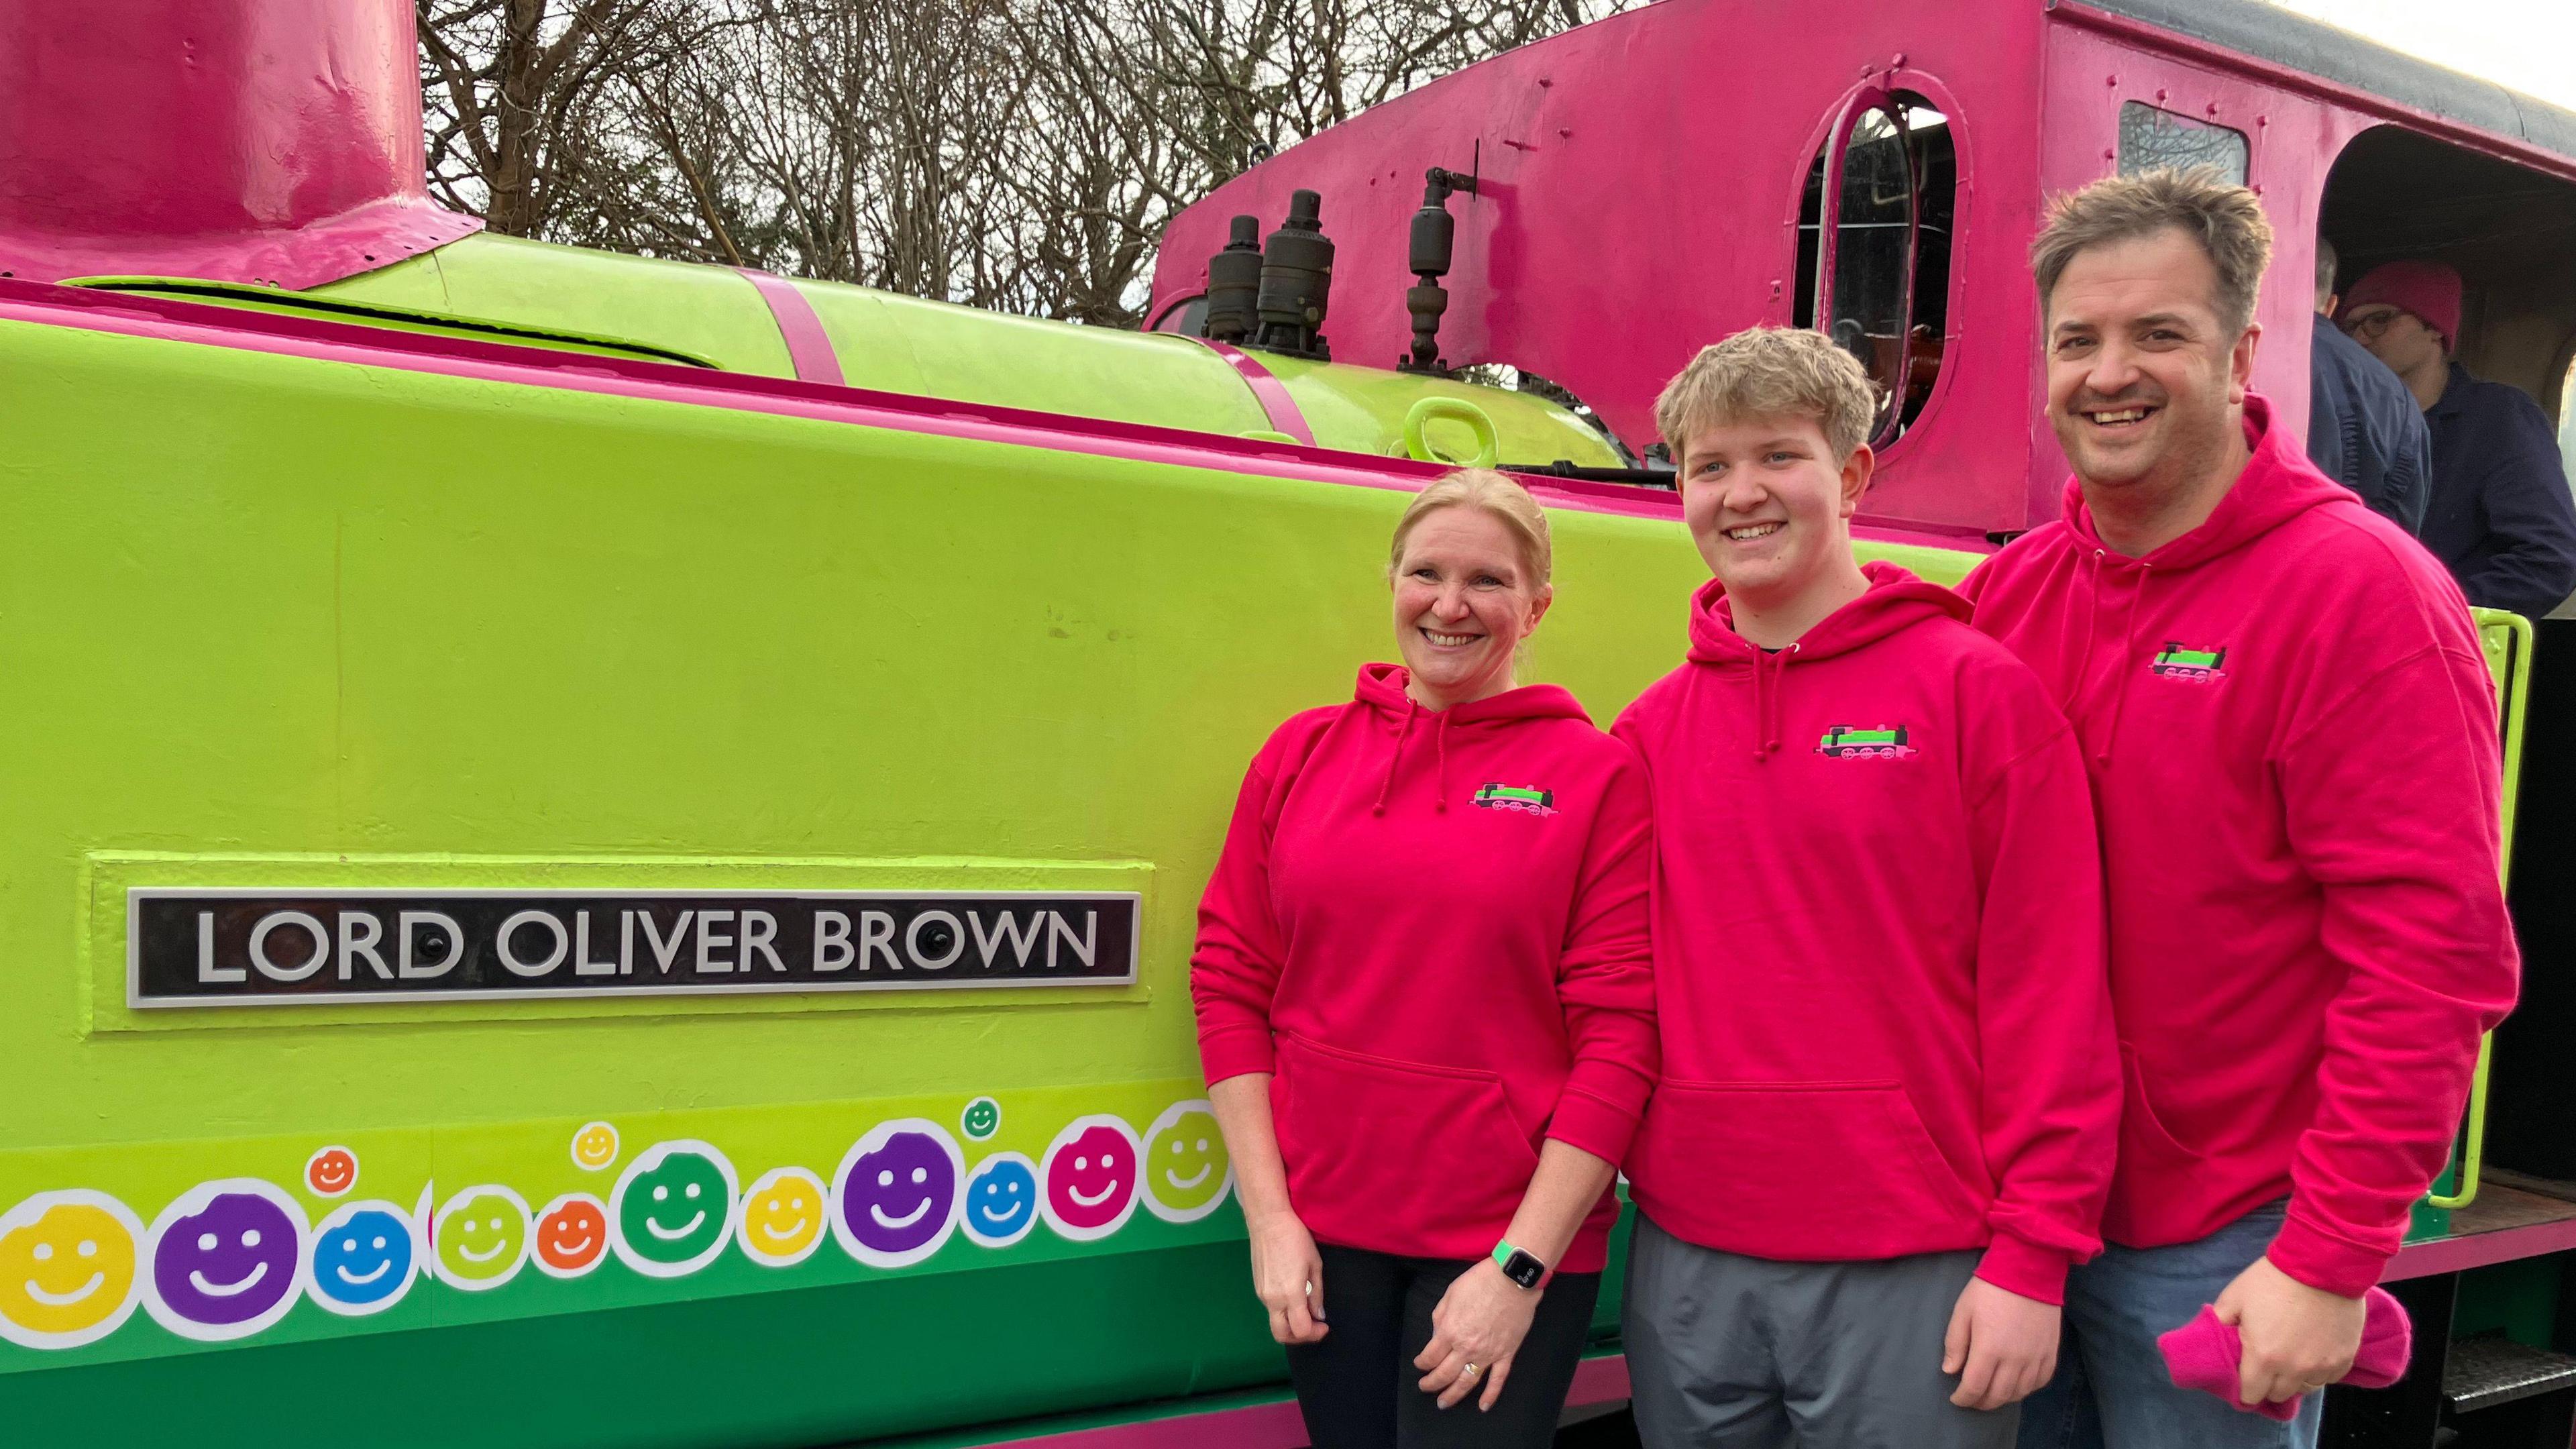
[2430,608,2535,1213]
[2427,1036,2491,1210]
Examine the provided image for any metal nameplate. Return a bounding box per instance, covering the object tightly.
[127,888,1140,1008]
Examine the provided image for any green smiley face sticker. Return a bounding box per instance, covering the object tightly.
[434,1186,529,1289]
[961,1097,1001,1141]
[1140,1101,1232,1223]
[610,1140,737,1278]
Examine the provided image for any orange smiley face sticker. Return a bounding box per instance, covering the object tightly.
[570,1122,619,1173]
[533,1194,608,1279]
[305,1146,358,1199]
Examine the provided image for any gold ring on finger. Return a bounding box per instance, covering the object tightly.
[1462,1362,1479,1378]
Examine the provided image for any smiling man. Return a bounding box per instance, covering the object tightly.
[1614,327,2117,1448]
[1966,170,2519,1449]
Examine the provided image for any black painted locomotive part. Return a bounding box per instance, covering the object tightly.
[1202,215,1262,343]
[1501,459,1677,490]
[2490,617,2576,1179]
[1253,189,1334,360]
[1397,166,1477,375]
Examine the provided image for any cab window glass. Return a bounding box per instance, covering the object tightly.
[1794,95,1955,443]
[2118,102,2249,184]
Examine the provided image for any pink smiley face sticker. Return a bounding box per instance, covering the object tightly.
[1038,1114,1140,1242]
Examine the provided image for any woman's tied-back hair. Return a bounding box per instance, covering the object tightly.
[2030,168,2275,336]
[1387,468,1554,587]
[1653,327,1882,466]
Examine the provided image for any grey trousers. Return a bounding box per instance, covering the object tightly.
[1623,1213,2020,1449]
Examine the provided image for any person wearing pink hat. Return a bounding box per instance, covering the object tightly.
[2339,258,2576,619]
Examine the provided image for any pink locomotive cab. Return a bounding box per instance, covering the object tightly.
[1150,0,2576,552]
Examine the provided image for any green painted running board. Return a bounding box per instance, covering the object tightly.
[0,1242,1285,1448]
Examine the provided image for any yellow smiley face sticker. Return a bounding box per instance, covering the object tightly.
[1141,1099,1234,1224]
[0,1190,146,1349]
[570,1122,620,1172]
[734,1167,826,1268]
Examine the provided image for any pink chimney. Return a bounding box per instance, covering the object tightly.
[0,0,480,288]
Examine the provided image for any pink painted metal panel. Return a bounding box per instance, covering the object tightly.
[977,1397,1309,1449]
[2381,1215,2576,1284]
[1149,0,2053,537]
[734,268,847,384]
[0,0,480,290]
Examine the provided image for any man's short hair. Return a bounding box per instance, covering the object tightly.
[1654,327,1882,464]
[2316,236,2339,309]
[2029,168,2275,335]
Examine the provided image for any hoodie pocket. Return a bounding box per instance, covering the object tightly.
[1629,1080,1984,1259]
[1272,1032,1540,1256]
[2116,1044,2207,1167]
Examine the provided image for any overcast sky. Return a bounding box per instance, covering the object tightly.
[2275,0,2576,111]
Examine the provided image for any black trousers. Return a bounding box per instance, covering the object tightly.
[1285,1240,1603,1449]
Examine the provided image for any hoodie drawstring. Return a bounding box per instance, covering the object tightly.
[1371,703,1415,816]
[1434,710,1451,812]
[2098,561,2150,767]
[2069,551,2105,717]
[1752,643,1797,761]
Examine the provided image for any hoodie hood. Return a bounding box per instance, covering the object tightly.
[2044,393,2349,766]
[1686,559,1968,664]
[1682,560,1967,760]
[1350,663,1592,814]
[2061,394,2349,573]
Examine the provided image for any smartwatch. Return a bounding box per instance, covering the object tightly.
[1492,1240,1548,1290]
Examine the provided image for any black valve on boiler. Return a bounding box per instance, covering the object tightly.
[1398,166,1477,375]
[1203,215,1263,343]
[1253,189,1335,360]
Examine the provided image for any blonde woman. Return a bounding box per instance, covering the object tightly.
[1191,470,1658,1448]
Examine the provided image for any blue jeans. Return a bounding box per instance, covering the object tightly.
[2017,1202,2324,1449]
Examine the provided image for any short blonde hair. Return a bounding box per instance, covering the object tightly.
[1388,469,1553,586]
[1654,327,1880,466]
[2031,168,2273,335]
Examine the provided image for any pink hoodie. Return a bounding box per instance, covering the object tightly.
[1191,664,1657,1272]
[1614,563,2118,1304]
[1964,394,2520,1297]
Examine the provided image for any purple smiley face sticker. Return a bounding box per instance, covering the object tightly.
[144,1179,307,1342]
[1040,1114,1142,1242]
[830,1118,963,1269]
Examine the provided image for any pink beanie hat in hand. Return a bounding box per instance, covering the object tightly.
[2159,1286,2413,1420]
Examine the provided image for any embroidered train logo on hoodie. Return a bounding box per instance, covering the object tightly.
[2149,642,2229,684]
[1815,726,1916,759]
[1472,783,1558,816]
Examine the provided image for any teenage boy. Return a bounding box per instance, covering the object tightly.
[1615,327,2120,1448]
[1972,171,2518,1449]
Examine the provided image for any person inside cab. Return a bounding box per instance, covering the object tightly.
[2339,258,2576,619]
[2305,238,2429,532]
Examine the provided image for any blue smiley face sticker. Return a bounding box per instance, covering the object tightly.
[305,1201,418,1317]
[961,1153,1038,1248]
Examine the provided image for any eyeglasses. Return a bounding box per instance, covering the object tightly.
[2342,307,2404,340]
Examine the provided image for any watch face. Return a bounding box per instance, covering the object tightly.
[1501,1249,1544,1289]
